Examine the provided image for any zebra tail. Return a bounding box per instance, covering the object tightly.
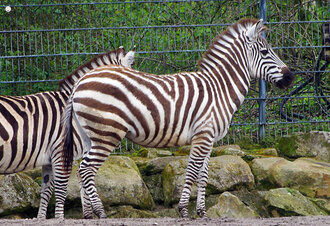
[62,96,74,172]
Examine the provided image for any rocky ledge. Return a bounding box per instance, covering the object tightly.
[0,131,329,219]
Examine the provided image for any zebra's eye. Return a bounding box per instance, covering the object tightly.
[260,49,268,55]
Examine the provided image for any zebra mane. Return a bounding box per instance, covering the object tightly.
[58,47,132,93]
[197,18,262,71]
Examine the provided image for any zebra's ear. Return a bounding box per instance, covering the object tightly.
[246,19,266,41]
[122,45,136,68]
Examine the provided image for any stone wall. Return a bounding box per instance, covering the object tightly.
[0,131,329,219]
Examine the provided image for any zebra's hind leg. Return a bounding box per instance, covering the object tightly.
[196,151,211,218]
[79,157,107,219]
[178,132,214,218]
[37,165,54,219]
[77,168,93,219]
[53,158,71,219]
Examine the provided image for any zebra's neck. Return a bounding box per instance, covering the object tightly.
[198,20,256,114]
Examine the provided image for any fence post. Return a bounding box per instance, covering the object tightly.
[259,0,267,140]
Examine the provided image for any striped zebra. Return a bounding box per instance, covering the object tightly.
[62,18,294,218]
[0,46,135,219]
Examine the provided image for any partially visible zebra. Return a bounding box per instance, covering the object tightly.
[62,18,294,219]
[0,46,135,219]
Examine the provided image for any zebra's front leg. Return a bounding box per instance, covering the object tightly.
[178,132,214,218]
[196,151,211,218]
[37,165,54,219]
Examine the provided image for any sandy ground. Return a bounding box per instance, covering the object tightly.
[0,216,329,226]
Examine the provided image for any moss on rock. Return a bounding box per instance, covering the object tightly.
[265,188,326,216]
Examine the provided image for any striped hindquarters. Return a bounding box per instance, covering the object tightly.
[0,91,80,173]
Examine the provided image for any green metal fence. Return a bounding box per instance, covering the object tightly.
[0,0,329,149]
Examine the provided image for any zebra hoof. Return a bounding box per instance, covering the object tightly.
[197,208,207,218]
[83,214,93,219]
[178,205,189,218]
[94,209,107,219]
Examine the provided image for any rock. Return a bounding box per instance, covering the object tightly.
[245,148,278,157]
[211,145,245,157]
[143,174,164,203]
[185,194,223,218]
[274,158,330,198]
[252,157,330,198]
[140,156,189,204]
[277,131,330,161]
[309,198,330,214]
[137,148,157,158]
[251,157,287,187]
[107,205,158,218]
[264,188,326,216]
[162,157,193,206]
[162,155,255,205]
[142,156,187,175]
[0,173,40,216]
[207,156,255,192]
[130,157,151,170]
[137,148,172,158]
[173,146,191,156]
[67,156,155,210]
[231,188,271,218]
[207,192,259,218]
[156,149,173,157]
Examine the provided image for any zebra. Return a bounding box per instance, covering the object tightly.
[62,18,294,219]
[0,46,135,219]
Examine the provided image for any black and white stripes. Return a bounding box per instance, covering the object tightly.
[0,46,135,219]
[62,18,294,218]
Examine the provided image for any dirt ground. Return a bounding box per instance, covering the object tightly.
[0,216,329,226]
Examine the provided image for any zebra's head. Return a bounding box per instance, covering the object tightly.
[245,19,294,89]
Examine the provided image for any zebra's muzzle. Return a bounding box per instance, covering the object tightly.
[275,67,295,89]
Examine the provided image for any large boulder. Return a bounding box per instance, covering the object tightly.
[252,157,330,198]
[207,192,259,218]
[142,156,187,176]
[207,155,255,192]
[0,173,40,216]
[143,174,164,203]
[67,156,155,210]
[277,131,330,161]
[264,188,326,216]
[251,157,287,187]
[211,145,245,157]
[141,156,187,204]
[231,188,271,218]
[162,155,254,205]
[162,157,192,205]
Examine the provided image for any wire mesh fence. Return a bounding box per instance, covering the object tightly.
[0,0,329,151]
